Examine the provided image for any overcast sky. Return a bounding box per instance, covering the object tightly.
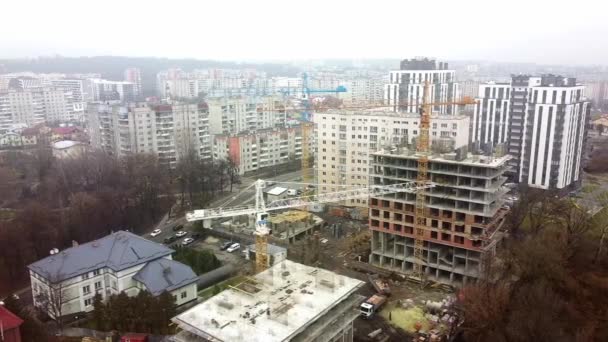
[1,0,605,65]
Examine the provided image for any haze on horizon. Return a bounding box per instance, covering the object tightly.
[1,0,605,66]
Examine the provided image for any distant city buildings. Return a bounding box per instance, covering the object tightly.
[213,125,304,175]
[206,95,286,135]
[87,102,211,168]
[124,67,143,98]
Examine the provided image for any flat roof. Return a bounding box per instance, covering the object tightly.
[172,260,364,342]
[266,186,288,196]
[372,149,511,168]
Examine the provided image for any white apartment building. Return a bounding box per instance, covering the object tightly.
[314,110,470,207]
[28,231,198,317]
[207,95,285,135]
[89,79,135,102]
[517,75,590,190]
[87,102,211,168]
[124,68,143,98]
[50,78,90,103]
[385,58,460,114]
[342,78,385,106]
[213,125,304,175]
[472,82,512,148]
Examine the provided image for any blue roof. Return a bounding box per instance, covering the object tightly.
[28,231,174,283]
[133,259,198,296]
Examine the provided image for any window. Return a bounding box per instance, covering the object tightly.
[83,285,91,295]
[181,291,187,299]
[452,123,457,129]
[84,298,93,307]
[95,281,102,290]
[82,273,89,280]
[93,269,100,276]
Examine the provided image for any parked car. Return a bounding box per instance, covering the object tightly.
[227,243,241,253]
[191,233,201,240]
[175,231,187,238]
[164,236,177,244]
[181,238,194,246]
[150,229,162,237]
[173,224,183,232]
[220,241,234,250]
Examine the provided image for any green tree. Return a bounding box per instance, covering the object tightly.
[158,291,176,335]
[92,293,105,330]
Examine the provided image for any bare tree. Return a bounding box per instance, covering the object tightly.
[35,277,67,332]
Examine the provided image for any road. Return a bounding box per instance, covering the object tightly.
[145,169,304,244]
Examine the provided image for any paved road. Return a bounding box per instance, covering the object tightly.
[145,169,304,245]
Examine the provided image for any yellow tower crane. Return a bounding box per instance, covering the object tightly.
[412,81,476,281]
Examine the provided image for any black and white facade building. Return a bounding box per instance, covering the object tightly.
[385,58,459,115]
[476,75,590,191]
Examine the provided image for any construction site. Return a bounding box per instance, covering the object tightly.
[368,148,510,285]
[172,260,365,342]
[179,58,512,341]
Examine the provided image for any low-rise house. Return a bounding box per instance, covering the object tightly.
[52,140,86,159]
[28,231,198,318]
[0,305,24,342]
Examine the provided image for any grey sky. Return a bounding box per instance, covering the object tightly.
[1,0,605,65]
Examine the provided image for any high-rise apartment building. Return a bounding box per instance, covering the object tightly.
[89,79,135,103]
[517,75,590,190]
[474,75,590,191]
[124,68,143,98]
[206,96,285,135]
[385,58,459,114]
[213,125,304,175]
[472,82,511,148]
[87,102,211,168]
[314,110,470,208]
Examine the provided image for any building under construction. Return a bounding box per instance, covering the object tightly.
[172,260,364,342]
[368,147,510,286]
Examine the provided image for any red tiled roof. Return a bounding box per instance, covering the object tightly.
[0,305,24,330]
[52,127,80,135]
[20,127,39,136]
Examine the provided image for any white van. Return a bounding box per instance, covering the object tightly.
[287,189,298,196]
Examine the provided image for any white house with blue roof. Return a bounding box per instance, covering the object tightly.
[28,231,199,318]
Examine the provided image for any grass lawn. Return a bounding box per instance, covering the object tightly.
[197,275,247,301]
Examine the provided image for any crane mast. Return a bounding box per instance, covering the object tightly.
[411,81,476,281]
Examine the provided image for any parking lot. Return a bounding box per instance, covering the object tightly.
[190,235,252,270]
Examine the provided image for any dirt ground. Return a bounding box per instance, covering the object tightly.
[284,213,455,341]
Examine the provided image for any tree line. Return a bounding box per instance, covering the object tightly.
[0,147,238,296]
[173,245,221,275]
[458,187,608,341]
[91,291,176,334]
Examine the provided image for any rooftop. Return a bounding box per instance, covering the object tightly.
[52,140,80,150]
[317,110,469,121]
[0,305,24,330]
[266,186,288,196]
[28,231,173,283]
[373,149,511,168]
[133,258,198,296]
[172,260,363,342]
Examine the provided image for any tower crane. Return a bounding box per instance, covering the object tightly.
[298,73,347,187]
[411,81,476,281]
[186,180,434,273]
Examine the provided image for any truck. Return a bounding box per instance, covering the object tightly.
[360,294,387,318]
